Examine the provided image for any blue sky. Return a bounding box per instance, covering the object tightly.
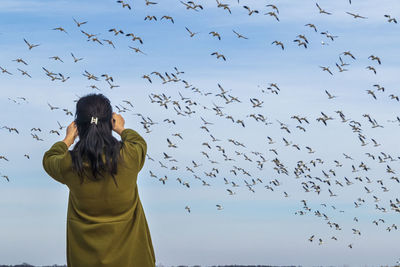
[0,0,400,266]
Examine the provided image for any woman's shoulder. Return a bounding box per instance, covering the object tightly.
[120,128,146,140]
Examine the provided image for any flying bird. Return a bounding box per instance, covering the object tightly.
[305,23,318,32]
[161,16,174,23]
[265,11,279,21]
[73,18,88,27]
[185,27,199,37]
[319,66,333,75]
[23,38,40,50]
[71,53,83,62]
[117,0,131,10]
[316,3,332,15]
[52,26,68,34]
[325,90,337,99]
[266,4,279,14]
[272,40,284,50]
[145,0,157,5]
[384,14,397,23]
[232,30,248,39]
[209,31,221,40]
[243,5,259,16]
[346,12,367,19]
[211,52,226,61]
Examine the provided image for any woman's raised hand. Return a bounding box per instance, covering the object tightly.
[63,121,78,147]
[111,112,125,135]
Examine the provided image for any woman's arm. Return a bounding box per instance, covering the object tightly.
[63,120,78,148]
[120,128,147,172]
[43,121,77,184]
[42,141,69,184]
[62,136,75,148]
[112,112,147,172]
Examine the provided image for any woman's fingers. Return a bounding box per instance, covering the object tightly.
[72,123,78,137]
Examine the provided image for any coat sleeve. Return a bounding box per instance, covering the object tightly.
[120,128,147,172]
[42,141,69,184]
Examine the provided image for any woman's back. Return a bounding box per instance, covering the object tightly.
[64,129,146,222]
[43,128,155,267]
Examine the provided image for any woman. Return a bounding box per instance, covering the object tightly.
[42,93,155,267]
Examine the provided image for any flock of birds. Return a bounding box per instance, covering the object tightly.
[1,0,399,258]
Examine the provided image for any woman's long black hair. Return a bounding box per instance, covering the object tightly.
[70,93,122,187]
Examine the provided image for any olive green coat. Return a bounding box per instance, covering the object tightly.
[43,129,155,267]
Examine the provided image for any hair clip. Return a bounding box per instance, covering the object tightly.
[91,116,98,125]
